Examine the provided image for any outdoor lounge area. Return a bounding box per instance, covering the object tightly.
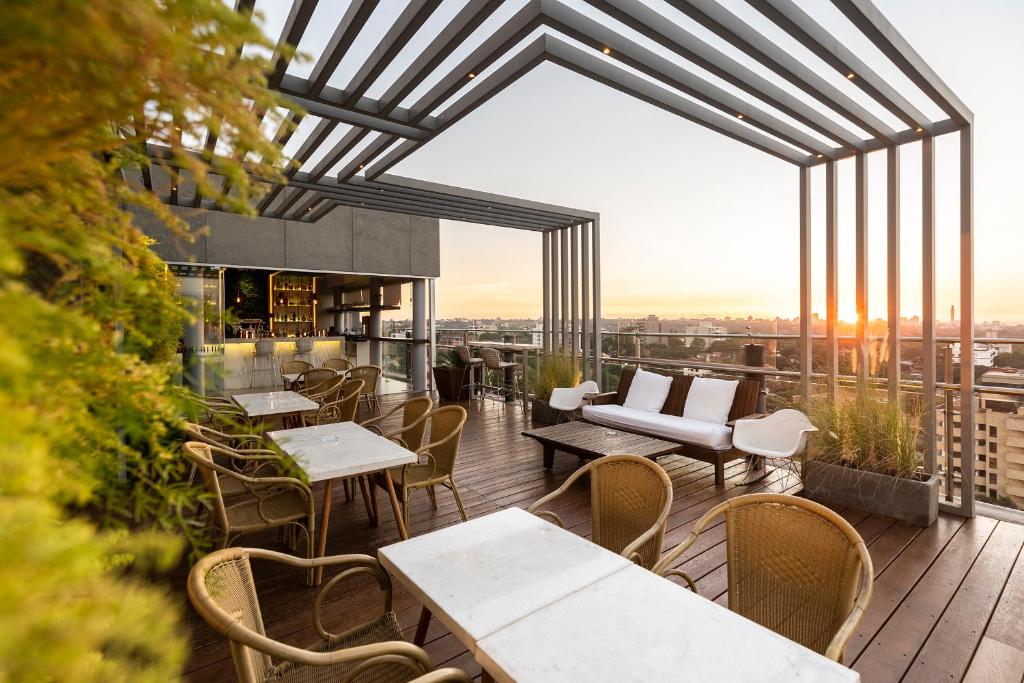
[5,0,1023,682]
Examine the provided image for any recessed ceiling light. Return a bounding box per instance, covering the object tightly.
[816,154,824,158]
[847,72,855,79]
[736,113,744,119]
[602,47,611,55]
[468,72,476,79]
[358,164,364,169]
[915,127,924,133]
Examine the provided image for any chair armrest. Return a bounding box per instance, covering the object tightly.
[589,391,618,406]
[359,403,407,430]
[725,412,767,428]
[313,555,394,639]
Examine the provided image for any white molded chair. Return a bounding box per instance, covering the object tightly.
[548,380,600,422]
[732,408,817,488]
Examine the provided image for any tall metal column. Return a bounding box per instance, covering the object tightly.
[560,228,569,352]
[855,152,869,387]
[411,279,427,392]
[542,231,551,354]
[957,126,976,516]
[581,222,591,381]
[922,137,937,475]
[593,217,602,388]
[825,160,839,396]
[551,228,560,351]
[368,277,382,368]
[887,146,901,400]
[798,167,812,402]
[570,223,579,367]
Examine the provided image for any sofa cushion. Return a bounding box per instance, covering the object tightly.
[683,377,739,425]
[582,404,733,450]
[622,368,672,413]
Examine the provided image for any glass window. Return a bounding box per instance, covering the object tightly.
[990,425,998,437]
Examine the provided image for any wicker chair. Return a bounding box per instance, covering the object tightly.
[323,357,354,373]
[361,396,434,450]
[301,373,345,406]
[652,493,874,662]
[312,379,364,426]
[371,406,469,533]
[455,345,483,400]
[183,422,283,495]
[281,360,313,389]
[527,454,673,570]
[295,367,337,395]
[478,346,522,409]
[183,442,316,583]
[349,365,382,415]
[188,546,468,683]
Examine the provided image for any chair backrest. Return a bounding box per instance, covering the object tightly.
[588,455,673,569]
[613,367,760,421]
[303,374,344,403]
[296,368,335,393]
[188,547,273,681]
[349,365,381,395]
[455,345,473,364]
[281,360,312,376]
[399,396,434,451]
[674,493,872,659]
[322,357,353,372]
[182,442,230,531]
[316,379,364,424]
[579,380,600,395]
[420,406,468,476]
[184,421,235,448]
[732,409,817,457]
[478,346,502,370]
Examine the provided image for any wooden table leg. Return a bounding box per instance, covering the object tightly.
[383,469,410,540]
[481,671,495,683]
[543,445,555,469]
[413,606,432,646]
[314,479,334,586]
[357,476,375,525]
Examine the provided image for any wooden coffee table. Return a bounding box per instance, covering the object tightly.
[523,421,681,469]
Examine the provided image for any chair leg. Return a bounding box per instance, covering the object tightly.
[402,489,411,535]
[301,520,315,587]
[357,476,374,523]
[426,485,437,509]
[448,478,468,522]
[368,479,380,527]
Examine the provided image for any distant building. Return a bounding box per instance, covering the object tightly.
[682,322,727,348]
[951,341,1013,367]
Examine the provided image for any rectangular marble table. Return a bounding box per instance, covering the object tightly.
[475,563,860,683]
[232,390,318,420]
[269,421,417,583]
[378,507,632,652]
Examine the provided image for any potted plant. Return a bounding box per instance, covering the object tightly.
[531,352,582,425]
[802,392,939,527]
[433,348,469,402]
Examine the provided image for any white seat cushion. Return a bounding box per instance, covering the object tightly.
[682,377,739,425]
[622,368,672,413]
[582,404,733,450]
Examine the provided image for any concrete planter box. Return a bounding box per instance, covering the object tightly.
[530,399,561,426]
[803,459,939,527]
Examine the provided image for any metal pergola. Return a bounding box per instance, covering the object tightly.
[143,0,974,517]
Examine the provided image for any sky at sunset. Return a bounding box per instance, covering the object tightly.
[263,0,1024,323]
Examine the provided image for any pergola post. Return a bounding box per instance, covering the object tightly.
[825,160,839,397]
[411,278,427,392]
[957,126,976,515]
[368,277,382,368]
[593,217,602,388]
[560,228,569,352]
[542,231,550,354]
[798,166,812,402]
[571,223,579,368]
[582,222,591,381]
[855,152,869,387]
[922,137,937,475]
[887,145,901,401]
[551,228,560,351]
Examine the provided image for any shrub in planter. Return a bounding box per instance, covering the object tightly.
[433,348,469,402]
[803,392,938,527]
[530,352,582,425]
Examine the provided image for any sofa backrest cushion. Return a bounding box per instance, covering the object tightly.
[615,367,760,422]
[682,377,739,425]
[622,368,673,412]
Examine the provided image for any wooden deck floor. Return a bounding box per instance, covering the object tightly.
[176,396,1024,683]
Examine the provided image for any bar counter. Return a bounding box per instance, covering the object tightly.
[222,336,369,390]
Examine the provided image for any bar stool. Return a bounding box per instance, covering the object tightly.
[251,338,276,388]
[478,346,522,411]
[294,337,315,364]
[456,345,484,400]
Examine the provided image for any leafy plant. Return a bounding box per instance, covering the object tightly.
[436,347,467,368]
[805,391,922,479]
[0,1,292,679]
[535,352,582,402]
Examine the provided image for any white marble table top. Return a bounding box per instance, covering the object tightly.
[232,391,319,417]
[377,508,632,651]
[476,563,860,683]
[268,421,417,483]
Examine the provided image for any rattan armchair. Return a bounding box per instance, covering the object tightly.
[312,379,364,426]
[183,422,284,494]
[372,406,468,532]
[281,360,314,389]
[296,367,337,395]
[349,365,382,415]
[188,546,460,683]
[651,493,873,662]
[527,454,673,570]
[323,357,354,373]
[361,396,434,450]
[302,374,345,406]
[183,442,317,582]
